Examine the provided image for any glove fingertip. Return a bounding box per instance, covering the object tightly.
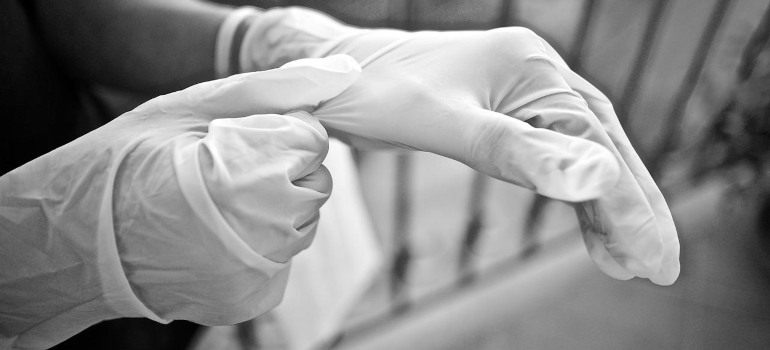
[293,164,333,196]
[583,231,636,280]
[649,263,680,286]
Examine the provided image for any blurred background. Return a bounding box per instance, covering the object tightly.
[54,0,770,349]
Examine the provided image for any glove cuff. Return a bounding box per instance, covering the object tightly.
[238,7,363,72]
[215,6,264,78]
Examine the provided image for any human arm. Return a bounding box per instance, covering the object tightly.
[31,0,230,94]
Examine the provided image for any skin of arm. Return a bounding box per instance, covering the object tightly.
[33,0,232,94]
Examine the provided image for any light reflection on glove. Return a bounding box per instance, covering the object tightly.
[241,7,679,286]
[0,55,360,349]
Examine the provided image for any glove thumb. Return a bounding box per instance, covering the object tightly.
[138,54,361,119]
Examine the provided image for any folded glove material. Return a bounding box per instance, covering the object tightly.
[0,55,361,349]
[240,7,679,286]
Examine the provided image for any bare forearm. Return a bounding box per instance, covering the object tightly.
[34,0,231,94]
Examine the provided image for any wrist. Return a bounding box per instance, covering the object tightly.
[215,7,263,78]
[238,7,362,72]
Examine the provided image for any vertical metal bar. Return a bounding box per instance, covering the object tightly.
[617,0,670,128]
[691,2,770,181]
[457,173,489,285]
[569,0,597,71]
[650,0,735,178]
[737,2,770,81]
[390,153,413,313]
[521,194,548,258]
[382,0,414,315]
[236,319,258,350]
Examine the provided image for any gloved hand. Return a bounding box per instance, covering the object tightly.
[0,55,360,349]
[234,7,679,286]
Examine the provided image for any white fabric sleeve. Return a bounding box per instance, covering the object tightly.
[0,141,170,349]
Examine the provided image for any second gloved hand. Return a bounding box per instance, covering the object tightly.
[0,55,359,349]
[237,7,679,286]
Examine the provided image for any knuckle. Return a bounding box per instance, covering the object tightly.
[465,117,512,170]
[479,27,552,69]
[293,165,333,195]
[382,74,434,100]
[496,26,541,40]
[289,117,329,150]
[486,27,543,49]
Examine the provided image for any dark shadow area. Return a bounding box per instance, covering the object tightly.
[51,319,200,350]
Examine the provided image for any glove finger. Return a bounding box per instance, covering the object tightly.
[289,164,333,249]
[293,163,333,195]
[496,51,664,279]
[204,112,330,181]
[516,93,664,279]
[535,38,679,285]
[139,54,361,119]
[312,71,619,202]
[565,77,678,285]
[269,165,333,263]
[262,165,331,263]
[575,204,635,280]
[448,106,621,202]
[182,113,330,262]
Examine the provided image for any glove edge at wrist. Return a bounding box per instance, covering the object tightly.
[215,6,264,78]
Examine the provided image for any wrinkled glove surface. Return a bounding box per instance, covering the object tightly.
[242,7,680,286]
[0,55,360,349]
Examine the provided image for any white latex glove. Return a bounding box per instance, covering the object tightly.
[0,55,360,349]
[236,7,679,286]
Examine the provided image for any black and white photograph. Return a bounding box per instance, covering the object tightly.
[2,0,769,349]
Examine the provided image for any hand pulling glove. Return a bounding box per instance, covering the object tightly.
[227,7,679,286]
[0,55,360,349]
